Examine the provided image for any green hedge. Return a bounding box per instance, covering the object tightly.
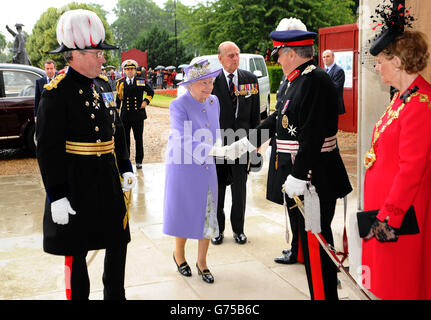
[268,66,283,93]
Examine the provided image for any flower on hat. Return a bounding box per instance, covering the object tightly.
[276,18,307,32]
[184,61,211,82]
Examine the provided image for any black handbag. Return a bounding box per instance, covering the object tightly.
[357,205,420,238]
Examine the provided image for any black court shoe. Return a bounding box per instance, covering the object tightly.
[173,252,192,277]
[196,263,214,284]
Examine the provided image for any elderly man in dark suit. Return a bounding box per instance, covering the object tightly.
[322,50,345,115]
[211,41,260,245]
[34,59,57,120]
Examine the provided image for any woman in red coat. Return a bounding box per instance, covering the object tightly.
[362,27,431,299]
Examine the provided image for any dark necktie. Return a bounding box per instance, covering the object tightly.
[228,73,237,107]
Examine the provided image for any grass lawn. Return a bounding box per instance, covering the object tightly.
[151,93,278,110]
[150,93,175,108]
[270,93,277,111]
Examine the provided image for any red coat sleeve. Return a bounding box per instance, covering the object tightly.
[377,94,431,228]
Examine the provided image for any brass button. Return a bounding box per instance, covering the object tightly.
[91,113,95,119]
[97,152,101,157]
[79,89,83,94]
[205,166,209,170]
[206,123,210,127]
[96,139,101,143]
[85,101,90,107]
[110,110,113,115]
[95,126,99,132]
[202,109,206,113]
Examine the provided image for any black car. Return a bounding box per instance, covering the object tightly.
[0,63,45,155]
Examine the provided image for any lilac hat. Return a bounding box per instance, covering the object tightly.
[178,58,222,86]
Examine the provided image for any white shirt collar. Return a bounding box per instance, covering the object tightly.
[325,63,335,72]
[222,69,238,84]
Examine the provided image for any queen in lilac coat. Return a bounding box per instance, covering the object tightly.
[163,59,223,283]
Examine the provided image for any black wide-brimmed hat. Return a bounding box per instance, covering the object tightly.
[369,0,414,56]
[47,9,118,54]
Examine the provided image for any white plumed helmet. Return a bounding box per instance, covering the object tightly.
[276,17,308,31]
[47,9,117,53]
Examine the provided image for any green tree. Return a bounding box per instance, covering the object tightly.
[26,2,117,70]
[0,32,11,63]
[178,0,356,55]
[132,25,193,67]
[111,0,163,51]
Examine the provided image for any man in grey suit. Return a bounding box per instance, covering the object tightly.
[322,50,345,115]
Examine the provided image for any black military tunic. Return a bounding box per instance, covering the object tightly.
[115,76,154,122]
[254,60,352,204]
[36,67,132,256]
[115,76,154,164]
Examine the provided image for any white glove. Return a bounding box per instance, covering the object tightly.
[122,172,137,191]
[225,137,256,161]
[282,174,308,198]
[208,139,227,158]
[51,197,76,225]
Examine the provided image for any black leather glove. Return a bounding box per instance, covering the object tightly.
[365,218,399,242]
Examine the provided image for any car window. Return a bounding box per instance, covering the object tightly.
[2,70,39,98]
[249,58,256,73]
[253,58,268,77]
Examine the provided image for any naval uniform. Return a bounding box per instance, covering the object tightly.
[251,60,352,300]
[36,67,132,299]
[116,76,154,165]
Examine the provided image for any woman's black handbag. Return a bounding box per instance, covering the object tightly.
[357,205,420,238]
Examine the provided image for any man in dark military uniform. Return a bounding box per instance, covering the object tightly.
[36,9,137,300]
[271,74,302,265]
[116,60,154,169]
[225,18,352,300]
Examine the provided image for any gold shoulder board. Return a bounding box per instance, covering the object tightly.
[98,74,109,82]
[44,73,67,91]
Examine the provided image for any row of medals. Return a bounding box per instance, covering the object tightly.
[234,84,258,96]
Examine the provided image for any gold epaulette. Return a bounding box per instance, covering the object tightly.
[44,73,67,91]
[98,74,109,82]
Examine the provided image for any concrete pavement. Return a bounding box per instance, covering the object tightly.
[0,143,365,300]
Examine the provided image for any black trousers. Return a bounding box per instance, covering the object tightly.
[65,244,128,300]
[296,197,338,300]
[124,120,144,164]
[217,163,248,234]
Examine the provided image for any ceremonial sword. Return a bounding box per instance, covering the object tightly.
[284,190,372,300]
